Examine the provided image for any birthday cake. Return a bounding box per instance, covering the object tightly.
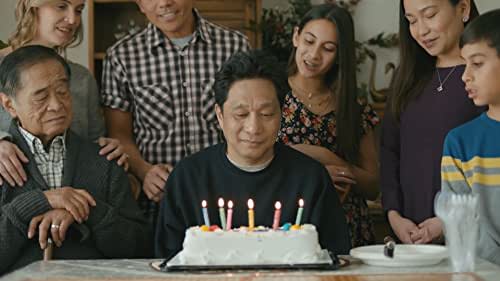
[176,224,325,265]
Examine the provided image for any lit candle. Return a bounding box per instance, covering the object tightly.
[226,200,233,230]
[201,200,210,226]
[218,198,227,230]
[247,199,255,230]
[272,201,282,230]
[295,198,304,226]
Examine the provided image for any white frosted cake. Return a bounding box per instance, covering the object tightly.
[176,224,325,265]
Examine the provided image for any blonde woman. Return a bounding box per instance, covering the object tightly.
[0,0,129,186]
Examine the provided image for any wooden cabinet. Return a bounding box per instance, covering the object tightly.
[87,0,262,80]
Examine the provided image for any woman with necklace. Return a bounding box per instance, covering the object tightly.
[381,0,485,244]
[279,4,380,247]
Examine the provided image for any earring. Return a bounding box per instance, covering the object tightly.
[462,16,469,23]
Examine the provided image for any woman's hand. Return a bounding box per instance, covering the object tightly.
[0,139,28,186]
[325,164,357,185]
[411,217,443,244]
[388,210,419,244]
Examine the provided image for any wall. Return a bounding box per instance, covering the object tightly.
[0,0,499,88]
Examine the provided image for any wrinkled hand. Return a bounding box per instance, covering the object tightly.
[325,164,357,185]
[388,210,419,244]
[28,209,75,249]
[411,217,443,244]
[143,164,173,203]
[43,187,96,223]
[0,139,29,186]
[97,137,129,171]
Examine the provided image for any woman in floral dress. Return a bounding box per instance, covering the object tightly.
[278,4,380,247]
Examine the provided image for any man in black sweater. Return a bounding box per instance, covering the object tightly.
[155,50,351,260]
[0,46,152,275]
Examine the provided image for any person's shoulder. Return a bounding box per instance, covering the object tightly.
[66,131,109,166]
[448,114,484,141]
[176,144,222,168]
[66,61,93,78]
[200,17,248,44]
[0,46,12,58]
[67,131,101,154]
[277,143,325,172]
[106,27,149,57]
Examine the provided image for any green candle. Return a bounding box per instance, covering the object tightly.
[295,198,304,225]
[218,198,227,230]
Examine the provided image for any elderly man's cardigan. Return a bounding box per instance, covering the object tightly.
[0,123,152,274]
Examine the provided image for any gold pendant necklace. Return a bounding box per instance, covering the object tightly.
[289,79,332,109]
[436,66,458,93]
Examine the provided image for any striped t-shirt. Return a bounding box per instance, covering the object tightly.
[441,112,500,264]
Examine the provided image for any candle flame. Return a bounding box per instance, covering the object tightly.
[202,200,207,208]
[218,198,224,207]
[275,201,281,210]
[247,199,254,209]
[228,200,233,209]
[299,198,304,207]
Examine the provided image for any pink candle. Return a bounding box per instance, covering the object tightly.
[272,201,281,230]
[226,200,233,230]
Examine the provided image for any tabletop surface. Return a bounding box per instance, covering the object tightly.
[2,256,499,281]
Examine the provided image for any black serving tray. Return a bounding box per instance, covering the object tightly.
[151,250,343,272]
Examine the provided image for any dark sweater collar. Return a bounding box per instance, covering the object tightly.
[218,142,284,176]
[8,120,82,188]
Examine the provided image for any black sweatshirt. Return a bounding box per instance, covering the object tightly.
[155,143,351,259]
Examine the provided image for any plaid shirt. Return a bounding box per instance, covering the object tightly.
[19,127,66,189]
[101,10,249,222]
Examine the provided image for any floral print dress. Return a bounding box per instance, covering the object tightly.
[278,92,380,247]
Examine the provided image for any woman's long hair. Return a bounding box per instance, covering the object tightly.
[8,0,83,53]
[287,3,361,164]
[390,0,479,120]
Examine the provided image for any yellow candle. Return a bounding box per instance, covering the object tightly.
[247,199,255,230]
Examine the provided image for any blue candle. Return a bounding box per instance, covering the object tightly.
[202,200,210,226]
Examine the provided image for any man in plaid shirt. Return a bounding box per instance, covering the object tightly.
[101,0,250,225]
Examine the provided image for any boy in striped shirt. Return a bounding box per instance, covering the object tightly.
[441,9,500,265]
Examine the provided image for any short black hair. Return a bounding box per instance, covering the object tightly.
[214,50,287,110]
[460,9,500,57]
[0,45,71,98]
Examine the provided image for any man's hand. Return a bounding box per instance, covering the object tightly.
[388,210,419,244]
[411,217,443,244]
[143,164,173,203]
[28,209,75,249]
[97,137,129,171]
[43,187,96,223]
[0,139,29,186]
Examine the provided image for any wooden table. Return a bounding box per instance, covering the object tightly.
[2,257,499,281]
